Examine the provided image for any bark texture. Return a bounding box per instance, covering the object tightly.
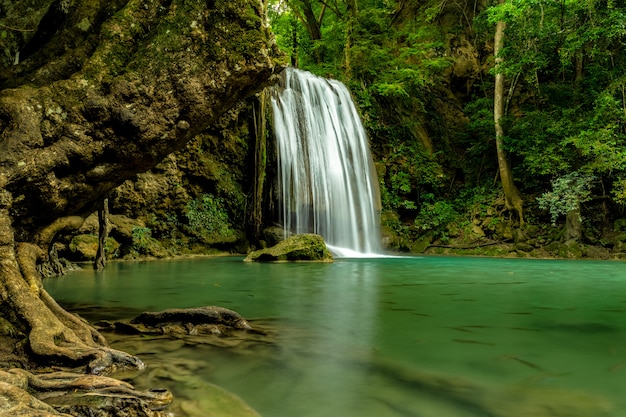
[493,7,524,226]
[0,0,283,373]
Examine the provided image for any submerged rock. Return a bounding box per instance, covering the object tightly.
[244,233,333,262]
[113,306,252,336]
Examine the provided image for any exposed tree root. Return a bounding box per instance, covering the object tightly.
[1,211,143,374]
[0,380,70,417]
[0,368,172,416]
[36,243,78,278]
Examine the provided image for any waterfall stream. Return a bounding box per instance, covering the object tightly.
[271,67,383,257]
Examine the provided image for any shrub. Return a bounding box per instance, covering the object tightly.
[536,171,595,225]
[131,226,152,252]
[414,200,460,236]
[185,194,235,241]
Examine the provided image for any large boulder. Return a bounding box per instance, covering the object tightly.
[244,233,333,262]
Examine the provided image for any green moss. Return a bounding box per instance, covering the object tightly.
[69,234,120,260]
[69,234,99,260]
[244,234,333,262]
[129,226,168,257]
[409,236,432,253]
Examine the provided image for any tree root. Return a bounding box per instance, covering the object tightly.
[0,212,143,375]
[36,243,79,278]
[0,368,172,416]
[0,380,71,417]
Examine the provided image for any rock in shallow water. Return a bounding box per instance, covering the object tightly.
[244,233,333,262]
[112,306,252,336]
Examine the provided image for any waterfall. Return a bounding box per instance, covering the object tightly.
[270,67,383,257]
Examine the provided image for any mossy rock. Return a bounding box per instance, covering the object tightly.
[544,240,585,258]
[585,245,611,260]
[261,226,286,248]
[244,234,333,262]
[410,235,432,253]
[514,242,534,253]
[564,240,585,258]
[69,234,106,260]
[110,215,145,243]
[543,241,561,253]
[614,218,626,232]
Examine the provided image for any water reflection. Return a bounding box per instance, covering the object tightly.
[45,256,625,416]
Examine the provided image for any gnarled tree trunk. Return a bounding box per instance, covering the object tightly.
[493,3,524,226]
[0,0,283,373]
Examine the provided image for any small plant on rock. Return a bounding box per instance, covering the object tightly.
[185,193,235,242]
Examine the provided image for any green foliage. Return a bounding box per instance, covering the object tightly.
[267,0,626,242]
[145,212,183,254]
[612,177,626,206]
[456,186,500,219]
[130,226,169,258]
[460,97,498,183]
[353,21,451,100]
[378,141,446,212]
[185,193,235,241]
[131,226,153,252]
[471,0,626,215]
[104,237,121,259]
[270,0,451,101]
[414,198,460,235]
[537,172,596,225]
[507,109,576,177]
[268,3,304,62]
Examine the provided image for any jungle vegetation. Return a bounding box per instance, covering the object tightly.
[268,0,626,253]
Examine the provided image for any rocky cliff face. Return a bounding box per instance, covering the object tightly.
[2,0,282,237]
[0,0,284,263]
[69,99,262,261]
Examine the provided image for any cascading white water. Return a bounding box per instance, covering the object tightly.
[271,67,383,257]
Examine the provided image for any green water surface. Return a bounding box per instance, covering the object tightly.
[45,256,626,417]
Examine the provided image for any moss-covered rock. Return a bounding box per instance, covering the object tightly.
[260,226,285,248]
[543,240,587,258]
[614,218,626,232]
[68,234,120,261]
[514,242,534,253]
[410,235,432,253]
[69,234,99,260]
[244,233,333,262]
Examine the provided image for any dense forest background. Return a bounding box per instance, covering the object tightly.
[265,0,626,257]
[37,0,626,261]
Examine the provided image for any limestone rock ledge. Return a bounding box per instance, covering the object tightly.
[244,233,333,262]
